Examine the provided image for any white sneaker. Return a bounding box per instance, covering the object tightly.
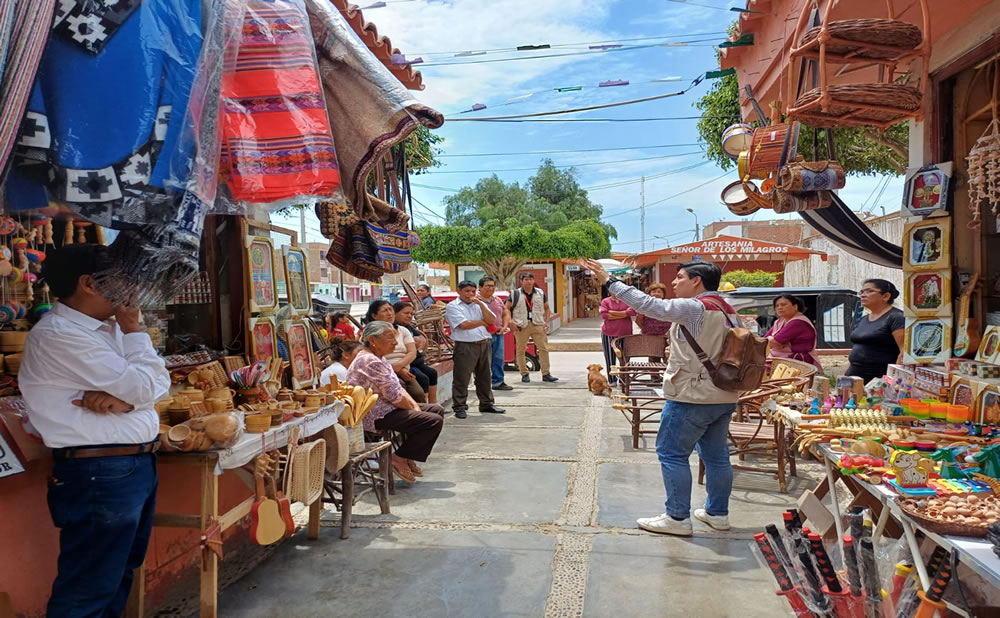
[694,508,731,531]
[636,513,693,536]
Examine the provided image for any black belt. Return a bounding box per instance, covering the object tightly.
[456,339,490,344]
[52,441,159,459]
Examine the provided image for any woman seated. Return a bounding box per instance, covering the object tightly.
[394,301,438,403]
[765,294,823,370]
[635,283,672,337]
[319,338,362,386]
[364,300,425,403]
[346,321,444,482]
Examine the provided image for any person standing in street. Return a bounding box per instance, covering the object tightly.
[599,290,636,385]
[478,276,513,391]
[19,245,171,616]
[583,258,739,537]
[506,272,558,384]
[445,281,506,419]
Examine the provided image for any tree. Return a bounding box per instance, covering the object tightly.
[694,73,908,175]
[720,269,780,288]
[405,125,445,175]
[414,163,614,288]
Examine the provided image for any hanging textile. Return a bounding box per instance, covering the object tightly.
[220,0,341,204]
[798,193,903,268]
[306,0,443,227]
[0,0,56,180]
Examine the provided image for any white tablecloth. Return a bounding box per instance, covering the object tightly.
[209,402,343,473]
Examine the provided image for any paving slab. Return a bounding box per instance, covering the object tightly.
[596,461,813,533]
[445,403,587,427]
[349,459,569,524]
[218,528,556,618]
[584,534,786,617]
[435,425,581,459]
[599,423,659,460]
[491,386,593,407]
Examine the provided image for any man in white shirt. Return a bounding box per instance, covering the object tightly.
[19,244,170,617]
[445,281,506,419]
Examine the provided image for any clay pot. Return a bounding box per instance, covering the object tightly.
[277,389,293,402]
[167,407,192,426]
[206,386,236,401]
[293,391,307,402]
[237,386,261,405]
[305,394,325,408]
[179,387,205,402]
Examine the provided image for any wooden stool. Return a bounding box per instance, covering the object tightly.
[323,441,393,539]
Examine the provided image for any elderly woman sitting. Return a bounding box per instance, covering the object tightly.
[346,321,445,483]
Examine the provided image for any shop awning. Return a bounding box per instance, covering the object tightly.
[633,235,825,268]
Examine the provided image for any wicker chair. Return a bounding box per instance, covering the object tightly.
[401,280,453,363]
[610,334,669,449]
[697,358,817,492]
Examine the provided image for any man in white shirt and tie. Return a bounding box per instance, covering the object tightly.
[445,281,506,419]
[19,244,170,617]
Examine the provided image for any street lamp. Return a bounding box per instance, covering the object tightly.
[686,208,700,241]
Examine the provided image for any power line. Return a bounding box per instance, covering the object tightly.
[394,31,729,57]
[612,228,696,247]
[416,39,720,68]
[602,172,731,219]
[453,115,735,123]
[436,142,702,158]
[421,151,703,175]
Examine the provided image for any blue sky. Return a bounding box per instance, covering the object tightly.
[279,0,904,253]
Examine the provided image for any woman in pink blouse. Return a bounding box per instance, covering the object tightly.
[346,321,444,483]
[635,283,672,336]
[765,295,822,370]
[600,292,636,384]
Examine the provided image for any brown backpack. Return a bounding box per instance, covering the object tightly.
[678,297,769,392]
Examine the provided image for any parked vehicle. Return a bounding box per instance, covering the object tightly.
[722,286,861,350]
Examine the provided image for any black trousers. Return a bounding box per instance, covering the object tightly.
[410,357,439,391]
[601,334,619,384]
[452,339,494,410]
[374,403,444,462]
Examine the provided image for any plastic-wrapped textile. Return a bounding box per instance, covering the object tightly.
[0,0,56,179]
[219,0,342,206]
[306,0,443,230]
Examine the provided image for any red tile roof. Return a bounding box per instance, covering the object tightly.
[330,0,425,91]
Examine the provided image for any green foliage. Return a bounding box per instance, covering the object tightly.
[405,125,445,175]
[720,269,780,288]
[412,219,611,265]
[442,160,617,239]
[694,72,908,175]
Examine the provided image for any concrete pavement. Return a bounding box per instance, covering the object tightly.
[217,351,820,617]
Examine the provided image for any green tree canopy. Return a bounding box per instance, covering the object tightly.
[720,269,780,288]
[414,162,614,287]
[695,73,908,175]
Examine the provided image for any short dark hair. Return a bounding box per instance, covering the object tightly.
[863,278,900,304]
[392,300,413,314]
[364,299,392,324]
[773,294,807,313]
[478,276,496,287]
[329,337,362,363]
[457,280,477,290]
[44,244,111,299]
[677,260,722,291]
[519,272,534,281]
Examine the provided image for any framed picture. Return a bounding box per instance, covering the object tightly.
[282,246,311,316]
[976,325,1000,363]
[284,320,316,389]
[903,271,951,317]
[246,236,278,313]
[978,386,1000,425]
[951,378,976,408]
[903,217,950,272]
[902,162,953,217]
[248,316,278,362]
[903,317,952,364]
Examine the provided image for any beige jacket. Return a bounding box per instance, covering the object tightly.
[663,308,740,405]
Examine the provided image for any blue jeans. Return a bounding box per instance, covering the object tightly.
[490,333,505,385]
[46,452,158,617]
[656,400,735,519]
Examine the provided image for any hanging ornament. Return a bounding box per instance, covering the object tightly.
[32,283,52,318]
[0,218,16,236]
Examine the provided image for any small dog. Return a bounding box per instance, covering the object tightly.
[587,364,612,396]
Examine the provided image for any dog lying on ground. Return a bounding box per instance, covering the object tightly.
[587,364,612,396]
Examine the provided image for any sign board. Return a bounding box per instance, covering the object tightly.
[565,264,581,272]
[667,238,790,255]
[0,433,25,478]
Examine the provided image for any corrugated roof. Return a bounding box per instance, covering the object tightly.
[330,0,425,91]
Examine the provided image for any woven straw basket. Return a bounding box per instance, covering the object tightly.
[286,438,327,505]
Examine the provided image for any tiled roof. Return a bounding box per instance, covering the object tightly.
[330,0,425,91]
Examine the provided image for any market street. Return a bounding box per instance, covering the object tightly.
[217,351,820,617]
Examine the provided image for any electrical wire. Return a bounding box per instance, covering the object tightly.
[612,228,696,246]
[420,151,703,175]
[601,171,731,219]
[415,39,720,68]
[452,115,731,123]
[436,142,702,157]
[397,31,729,57]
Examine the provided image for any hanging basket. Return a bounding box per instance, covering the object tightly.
[790,83,922,129]
[799,19,922,60]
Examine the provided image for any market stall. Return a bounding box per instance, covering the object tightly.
[0,0,442,614]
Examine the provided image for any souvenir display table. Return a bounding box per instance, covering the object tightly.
[128,402,344,618]
[813,442,1000,594]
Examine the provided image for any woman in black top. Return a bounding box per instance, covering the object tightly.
[847,279,905,384]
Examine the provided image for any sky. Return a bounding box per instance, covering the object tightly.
[278,0,905,254]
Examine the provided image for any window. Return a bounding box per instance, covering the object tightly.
[823,303,845,344]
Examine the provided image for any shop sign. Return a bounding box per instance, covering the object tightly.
[566,265,581,271]
[668,238,789,255]
[0,433,24,478]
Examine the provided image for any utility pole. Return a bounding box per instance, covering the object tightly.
[686,208,700,241]
[640,176,646,252]
[299,205,307,247]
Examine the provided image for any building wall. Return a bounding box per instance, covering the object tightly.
[784,213,904,291]
[703,220,807,245]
